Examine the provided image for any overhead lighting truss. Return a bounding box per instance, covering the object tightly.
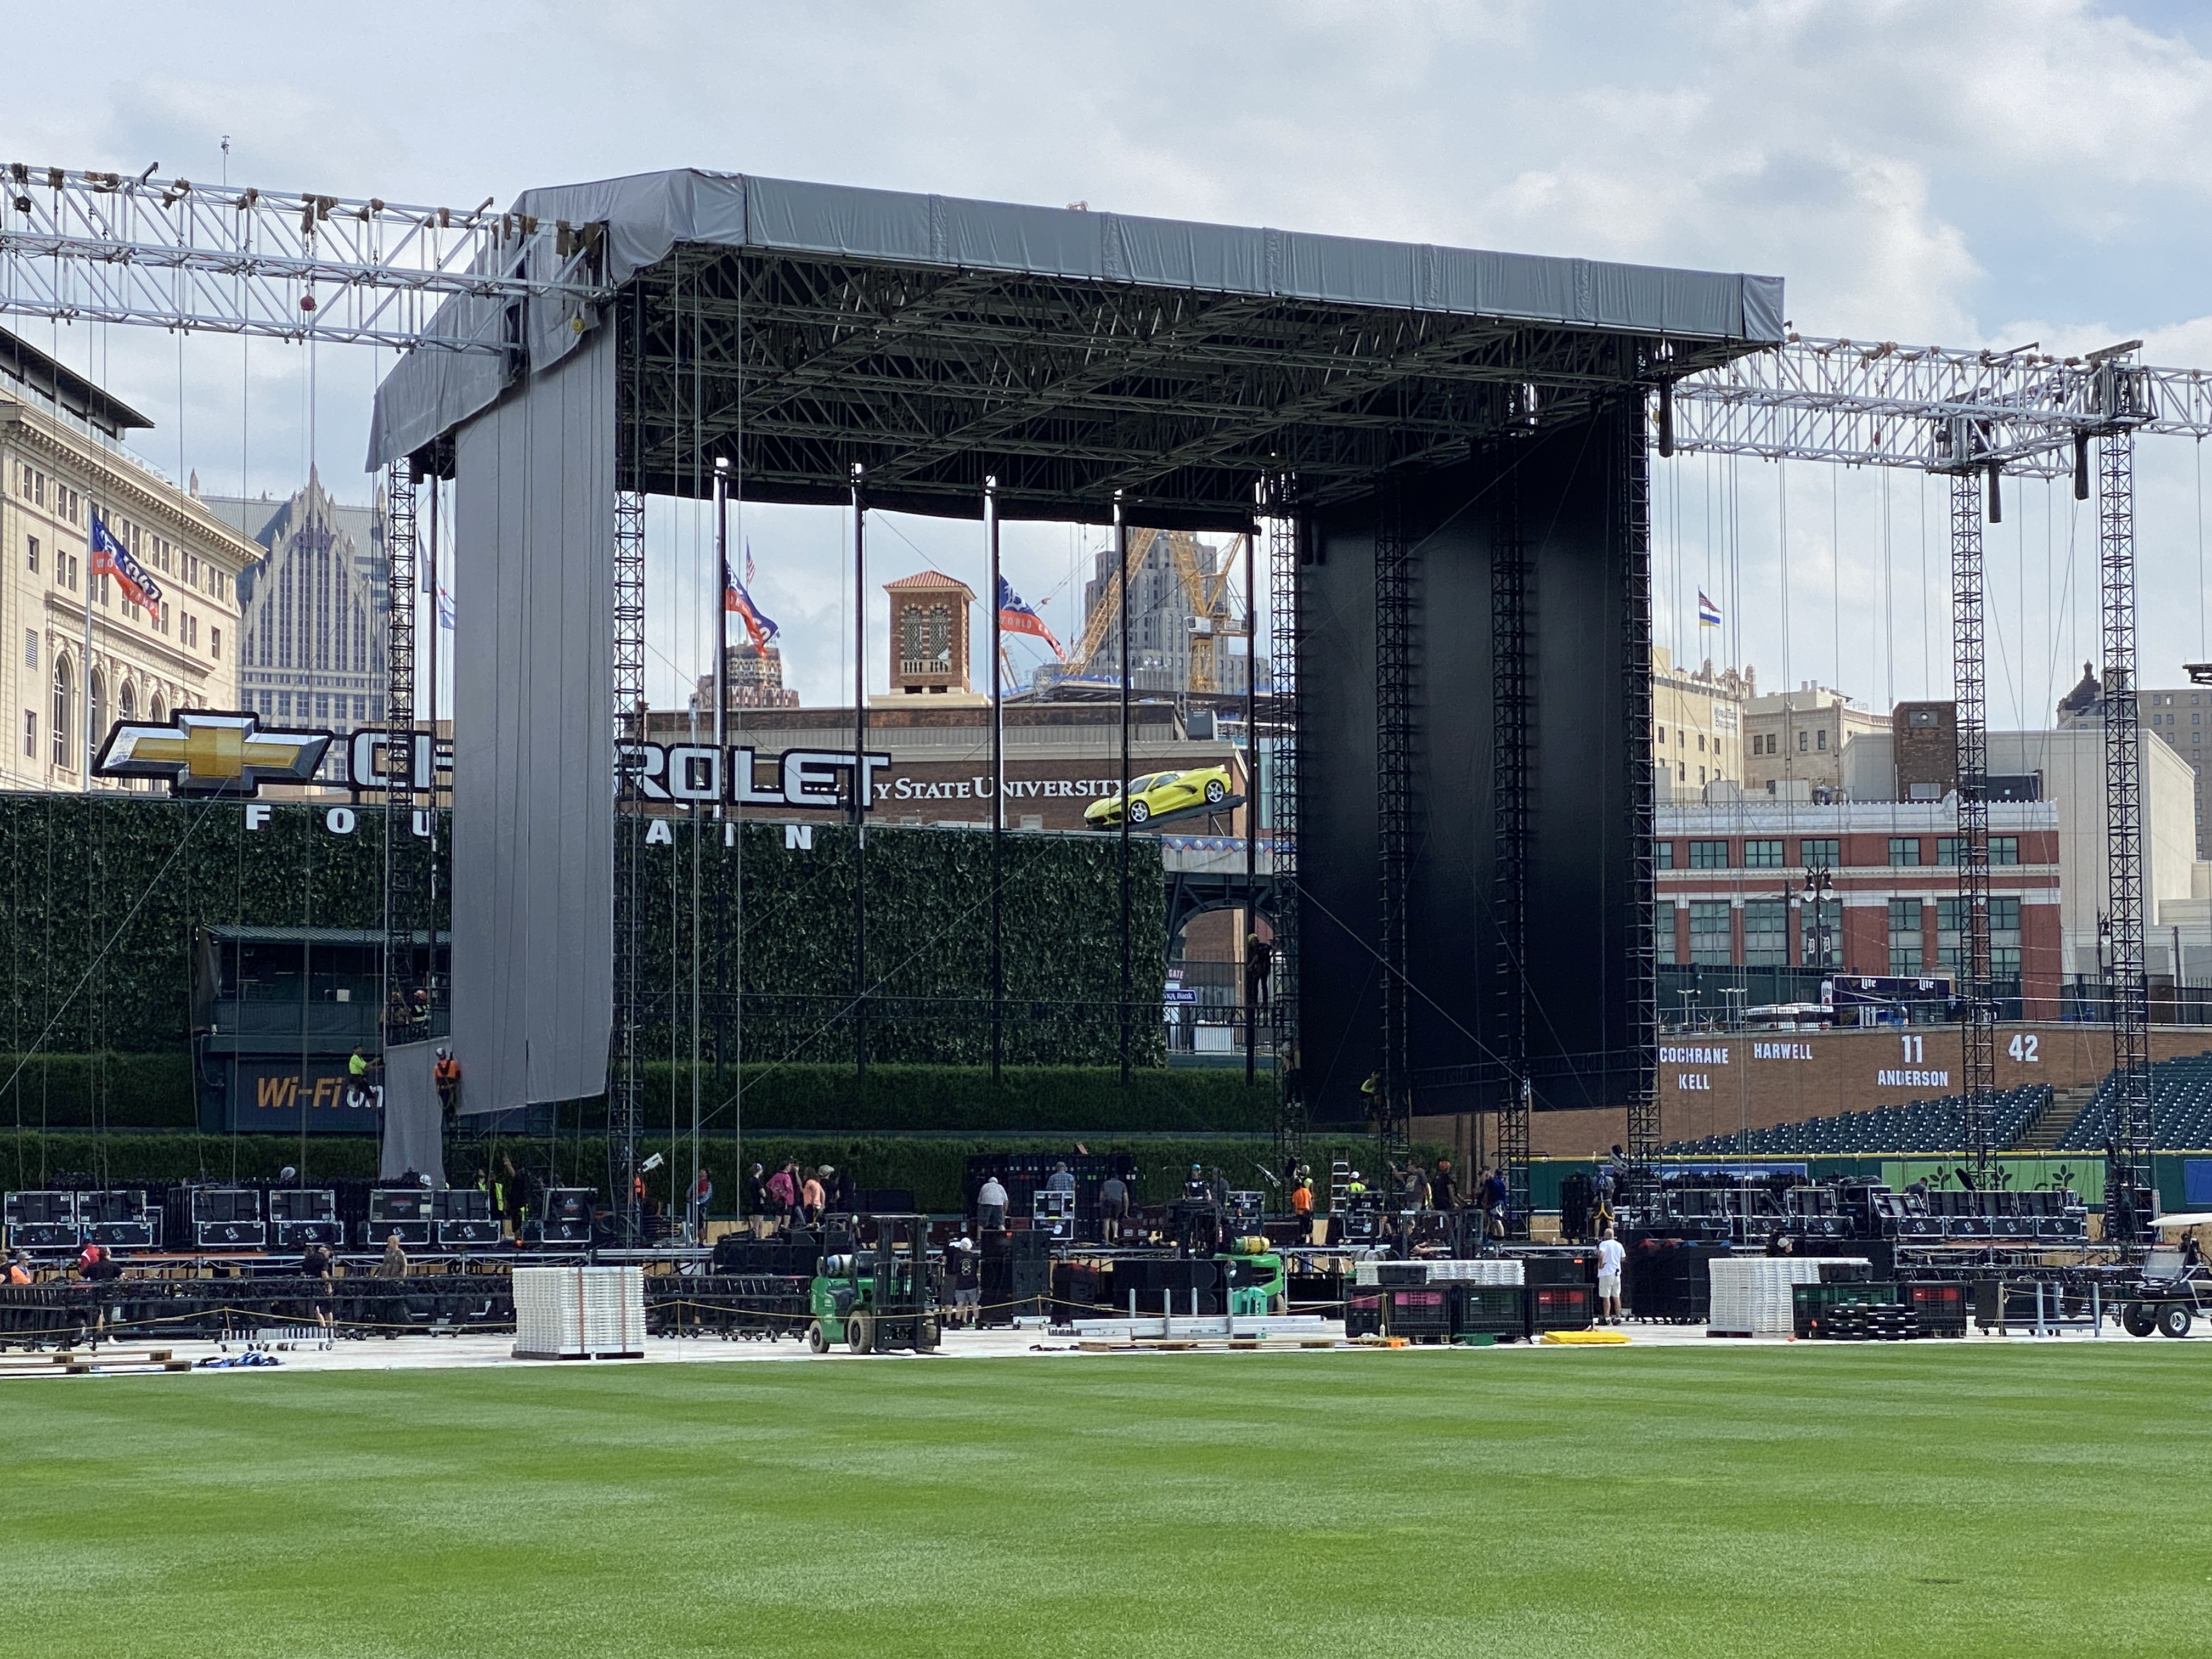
[0,163,608,352]
[1667,334,2188,475]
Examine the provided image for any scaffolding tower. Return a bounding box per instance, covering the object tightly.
[1373,484,1414,1163]
[1261,473,1305,1165]
[1489,454,1532,1229]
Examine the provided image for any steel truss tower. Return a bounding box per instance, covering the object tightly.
[1947,467,1996,1173]
[609,488,648,1237]
[1490,454,1532,1231]
[2101,429,2152,1238]
[1261,474,1305,1164]
[1373,483,1414,1163]
[1620,402,1662,1184]
[381,462,422,1071]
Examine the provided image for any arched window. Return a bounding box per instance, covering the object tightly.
[149,691,166,726]
[118,681,135,723]
[51,655,71,769]
[88,669,105,759]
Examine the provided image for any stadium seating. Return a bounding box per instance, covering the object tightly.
[1663,1084,2050,1159]
[2053,1050,2212,1150]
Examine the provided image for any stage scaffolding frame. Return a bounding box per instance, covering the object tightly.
[1489,452,1531,1223]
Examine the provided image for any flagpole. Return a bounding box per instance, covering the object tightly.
[986,475,1003,1089]
[82,517,93,793]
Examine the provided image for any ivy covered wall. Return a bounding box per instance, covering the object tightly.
[635,819,1167,1069]
[0,796,1166,1072]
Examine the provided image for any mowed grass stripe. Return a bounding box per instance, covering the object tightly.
[4,1346,2209,1658]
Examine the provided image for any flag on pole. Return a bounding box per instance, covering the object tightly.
[997,575,1063,657]
[744,541,757,587]
[1697,590,1722,627]
[436,584,455,630]
[723,553,781,651]
[90,512,162,611]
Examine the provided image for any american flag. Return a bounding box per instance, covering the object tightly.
[91,513,162,611]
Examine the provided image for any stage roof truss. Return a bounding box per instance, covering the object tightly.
[1669,335,2211,476]
[617,244,1754,523]
[0,164,608,352]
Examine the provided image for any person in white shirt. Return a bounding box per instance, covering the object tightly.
[1596,1227,1626,1325]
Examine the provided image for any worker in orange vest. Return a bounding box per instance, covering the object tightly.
[1290,1177,1314,1242]
[433,1047,461,1120]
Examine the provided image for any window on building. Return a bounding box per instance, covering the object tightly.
[1656,725,1666,744]
[276,692,290,719]
[50,656,70,769]
[1689,839,1730,870]
[150,693,165,725]
[21,710,32,759]
[1743,899,1789,966]
[1801,837,1840,868]
[1743,839,1784,868]
[117,682,133,723]
[210,627,221,661]
[1697,766,1706,785]
[1989,836,2018,865]
[1655,840,1674,870]
[22,630,34,671]
[1798,731,1809,752]
[25,534,36,573]
[87,670,104,753]
[1888,837,1921,867]
[1800,898,1842,968]
[1688,901,1734,966]
[1888,898,1923,977]
[1677,762,1685,781]
[1697,733,1706,752]
[1658,904,1680,965]
[1816,728,1829,751]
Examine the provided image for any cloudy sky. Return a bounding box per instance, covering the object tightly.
[9,0,2211,719]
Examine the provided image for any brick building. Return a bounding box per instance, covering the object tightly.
[1655,797,2063,1014]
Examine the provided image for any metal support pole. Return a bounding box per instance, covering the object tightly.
[2102,428,2151,1240]
[986,476,1003,1087]
[1491,449,1530,1232]
[851,463,868,1087]
[1116,491,1131,1089]
[1951,468,1995,1176]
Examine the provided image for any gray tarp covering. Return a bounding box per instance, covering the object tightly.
[379,1039,445,1187]
[449,327,615,1112]
[370,170,1784,469]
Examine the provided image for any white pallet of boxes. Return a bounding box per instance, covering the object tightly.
[1706,1257,1868,1338]
[512,1265,647,1360]
[1419,1258,1526,1287]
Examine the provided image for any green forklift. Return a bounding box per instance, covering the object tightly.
[806,1214,941,1355]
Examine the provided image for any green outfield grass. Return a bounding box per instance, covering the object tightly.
[7,1346,2210,1657]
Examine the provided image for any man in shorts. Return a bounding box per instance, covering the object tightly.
[946,1233,982,1327]
[1596,1226,1626,1325]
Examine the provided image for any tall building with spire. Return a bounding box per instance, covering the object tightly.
[199,470,390,738]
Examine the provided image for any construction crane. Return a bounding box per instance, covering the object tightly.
[1066,527,1245,694]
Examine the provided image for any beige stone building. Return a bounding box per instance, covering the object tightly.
[1651,646,1752,796]
[0,330,256,792]
[1741,681,1889,798]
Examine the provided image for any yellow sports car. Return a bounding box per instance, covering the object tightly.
[1086,764,1234,827]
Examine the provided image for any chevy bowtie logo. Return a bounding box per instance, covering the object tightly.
[94,709,332,797]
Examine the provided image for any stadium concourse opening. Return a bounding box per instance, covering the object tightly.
[369,171,1784,1183]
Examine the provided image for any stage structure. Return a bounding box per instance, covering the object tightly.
[357,170,1781,1206]
[0,163,1779,1220]
[1667,336,2212,1238]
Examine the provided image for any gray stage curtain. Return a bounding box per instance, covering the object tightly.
[450,328,614,1113]
[379,1039,446,1187]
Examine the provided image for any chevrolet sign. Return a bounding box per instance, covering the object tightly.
[94,710,333,797]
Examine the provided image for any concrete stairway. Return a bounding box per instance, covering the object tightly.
[2013,1084,2098,1152]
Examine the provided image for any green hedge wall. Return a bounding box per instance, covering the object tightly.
[635,820,1167,1068]
[0,1053,195,1129]
[0,797,1167,1073]
[0,795,440,1056]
